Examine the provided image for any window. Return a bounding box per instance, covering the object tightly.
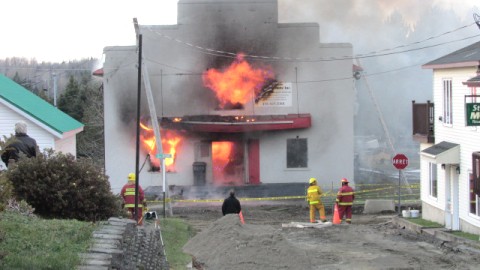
[469,173,480,216]
[195,142,210,159]
[429,163,437,198]
[443,79,453,124]
[287,138,308,168]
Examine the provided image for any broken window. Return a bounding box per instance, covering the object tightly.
[287,138,308,168]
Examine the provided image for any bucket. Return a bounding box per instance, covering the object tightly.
[410,210,420,218]
[402,210,411,218]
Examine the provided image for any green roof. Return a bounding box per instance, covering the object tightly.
[0,74,84,135]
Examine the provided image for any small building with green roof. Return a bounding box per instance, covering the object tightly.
[0,74,84,169]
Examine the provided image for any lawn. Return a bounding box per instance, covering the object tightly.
[0,210,195,269]
[0,210,97,269]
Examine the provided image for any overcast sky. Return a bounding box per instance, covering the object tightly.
[0,0,178,62]
[0,0,478,64]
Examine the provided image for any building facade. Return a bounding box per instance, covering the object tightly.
[420,41,480,234]
[102,0,355,194]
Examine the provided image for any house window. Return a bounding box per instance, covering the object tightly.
[287,138,308,168]
[443,79,453,124]
[469,173,480,216]
[473,152,480,196]
[429,163,438,198]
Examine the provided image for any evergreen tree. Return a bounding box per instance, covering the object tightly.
[57,76,85,121]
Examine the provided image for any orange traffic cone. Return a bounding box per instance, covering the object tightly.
[239,211,245,224]
[333,203,341,224]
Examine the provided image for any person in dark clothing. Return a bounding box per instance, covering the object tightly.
[1,121,38,168]
[222,189,241,216]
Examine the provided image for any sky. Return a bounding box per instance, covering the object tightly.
[1,0,478,64]
[0,0,179,62]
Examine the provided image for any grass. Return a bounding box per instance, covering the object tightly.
[0,210,97,269]
[161,217,195,270]
[405,217,443,228]
[451,231,480,242]
[404,218,480,242]
[0,210,195,270]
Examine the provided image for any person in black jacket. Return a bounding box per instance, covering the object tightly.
[222,189,241,216]
[1,121,38,168]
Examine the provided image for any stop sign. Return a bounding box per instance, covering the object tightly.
[392,154,408,170]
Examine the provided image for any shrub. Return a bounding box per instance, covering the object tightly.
[5,149,122,221]
[0,172,13,212]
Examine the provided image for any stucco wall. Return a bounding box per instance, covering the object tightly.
[103,0,354,193]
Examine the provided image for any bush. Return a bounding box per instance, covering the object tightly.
[0,172,13,212]
[5,149,122,221]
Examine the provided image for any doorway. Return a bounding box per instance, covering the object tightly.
[211,141,244,185]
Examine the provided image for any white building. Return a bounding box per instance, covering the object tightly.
[101,0,355,194]
[0,74,84,170]
[420,41,480,234]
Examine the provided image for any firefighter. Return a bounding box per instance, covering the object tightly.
[336,178,355,224]
[306,177,327,223]
[120,173,146,225]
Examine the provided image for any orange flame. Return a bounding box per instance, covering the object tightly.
[212,141,244,185]
[202,53,275,108]
[140,122,183,171]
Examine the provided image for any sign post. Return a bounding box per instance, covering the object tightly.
[156,153,172,218]
[392,154,409,214]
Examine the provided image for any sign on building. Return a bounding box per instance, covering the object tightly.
[255,82,292,107]
[466,103,480,126]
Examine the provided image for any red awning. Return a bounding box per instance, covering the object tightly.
[160,114,311,133]
[92,68,104,77]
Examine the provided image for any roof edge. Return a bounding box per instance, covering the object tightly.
[422,61,480,70]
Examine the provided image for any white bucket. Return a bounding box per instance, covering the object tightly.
[402,210,411,218]
[410,210,420,218]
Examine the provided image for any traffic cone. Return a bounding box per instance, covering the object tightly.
[333,203,341,224]
[239,211,245,224]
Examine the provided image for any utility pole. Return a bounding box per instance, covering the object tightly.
[133,18,171,218]
[355,58,411,193]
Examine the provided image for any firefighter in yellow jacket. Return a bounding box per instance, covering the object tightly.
[306,177,327,223]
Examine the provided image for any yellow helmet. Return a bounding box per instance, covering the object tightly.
[128,173,136,181]
[309,177,317,184]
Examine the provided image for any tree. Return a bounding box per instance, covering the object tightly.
[57,74,105,165]
[57,76,85,121]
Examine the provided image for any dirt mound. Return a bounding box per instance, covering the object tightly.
[183,214,312,270]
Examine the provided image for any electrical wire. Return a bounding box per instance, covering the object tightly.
[143,23,480,62]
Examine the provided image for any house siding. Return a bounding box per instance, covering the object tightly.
[1,102,80,170]
[426,66,480,234]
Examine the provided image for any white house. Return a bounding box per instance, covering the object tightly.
[101,0,355,194]
[420,41,480,234]
[0,74,84,170]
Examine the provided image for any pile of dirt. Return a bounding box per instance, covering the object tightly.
[183,214,312,270]
[180,204,480,270]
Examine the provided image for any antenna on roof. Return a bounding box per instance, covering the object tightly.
[474,13,480,30]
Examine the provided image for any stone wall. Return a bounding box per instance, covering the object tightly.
[76,217,168,270]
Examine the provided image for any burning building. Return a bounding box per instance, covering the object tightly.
[102,0,355,193]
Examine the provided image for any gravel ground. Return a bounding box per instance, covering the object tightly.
[170,201,480,270]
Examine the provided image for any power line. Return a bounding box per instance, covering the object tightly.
[143,23,480,62]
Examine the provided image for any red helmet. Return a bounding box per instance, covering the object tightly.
[341,178,349,183]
